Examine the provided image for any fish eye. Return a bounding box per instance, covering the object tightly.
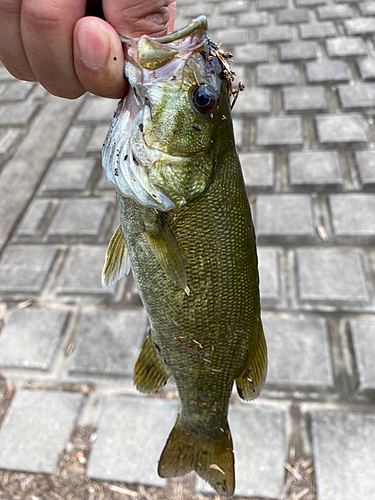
[191,84,216,114]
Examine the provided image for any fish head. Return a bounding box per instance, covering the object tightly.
[102,16,233,210]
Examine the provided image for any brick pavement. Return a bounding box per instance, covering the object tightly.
[0,1,375,499]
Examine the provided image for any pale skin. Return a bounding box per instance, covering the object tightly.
[0,0,176,99]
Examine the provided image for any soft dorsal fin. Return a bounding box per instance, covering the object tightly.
[101,224,131,288]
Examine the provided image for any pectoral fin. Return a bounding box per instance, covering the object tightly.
[235,318,267,401]
[101,224,131,288]
[145,214,190,295]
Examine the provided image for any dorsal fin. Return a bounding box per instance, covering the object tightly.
[102,224,131,288]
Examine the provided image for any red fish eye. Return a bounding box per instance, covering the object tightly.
[192,85,216,114]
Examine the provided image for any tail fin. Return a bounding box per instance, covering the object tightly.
[158,414,235,497]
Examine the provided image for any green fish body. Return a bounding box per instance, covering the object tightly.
[102,17,267,497]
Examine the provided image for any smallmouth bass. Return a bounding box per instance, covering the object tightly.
[101,16,267,497]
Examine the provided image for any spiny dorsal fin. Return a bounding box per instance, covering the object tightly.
[101,224,131,288]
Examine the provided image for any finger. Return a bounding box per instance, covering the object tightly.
[74,17,128,99]
[20,0,86,98]
[102,0,172,39]
[0,0,35,80]
[167,0,176,33]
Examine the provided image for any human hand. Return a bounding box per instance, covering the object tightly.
[0,0,176,99]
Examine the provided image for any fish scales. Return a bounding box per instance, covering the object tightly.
[102,16,267,498]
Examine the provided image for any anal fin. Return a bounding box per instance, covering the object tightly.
[134,330,171,394]
[236,318,267,401]
[102,224,131,288]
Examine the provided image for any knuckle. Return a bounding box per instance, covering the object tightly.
[22,0,65,29]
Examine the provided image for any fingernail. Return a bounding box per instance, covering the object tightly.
[77,23,109,71]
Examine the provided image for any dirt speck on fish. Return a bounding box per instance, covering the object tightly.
[101,15,267,498]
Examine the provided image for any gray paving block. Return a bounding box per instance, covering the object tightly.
[329,194,375,237]
[357,57,375,80]
[338,83,375,108]
[283,86,327,111]
[196,405,285,498]
[258,25,292,43]
[240,152,275,188]
[234,44,269,64]
[277,8,309,23]
[355,150,375,185]
[56,245,117,296]
[41,158,97,193]
[232,87,271,114]
[257,63,296,85]
[306,59,350,83]
[69,310,147,376]
[87,396,178,486]
[317,4,354,19]
[215,28,249,46]
[258,0,287,8]
[206,16,230,31]
[297,0,326,5]
[0,81,34,101]
[258,247,281,305]
[86,125,108,153]
[0,308,69,369]
[315,114,367,143]
[47,198,109,239]
[233,118,244,148]
[59,125,86,155]
[17,199,51,238]
[326,37,368,57]
[0,245,58,294]
[256,116,303,145]
[182,3,214,18]
[300,21,337,39]
[0,101,40,126]
[77,96,116,123]
[288,151,343,186]
[359,1,375,15]
[220,0,250,13]
[311,411,375,500]
[344,17,375,35]
[296,248,369,305]
[0,389,83,473]
[279,42,318,61]
[0,128,22,155]
[255,194,315,237]
[349,319,375,390]
[264,316,334,386]
[238,11,269,26]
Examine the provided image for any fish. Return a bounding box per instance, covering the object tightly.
[101,16,267,498]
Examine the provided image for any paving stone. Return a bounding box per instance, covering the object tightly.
[258,0,287,9]
[277,8,309,23]
[311,411,375,500]
[238,11,269,26]
[220,0,249,13]
[0,389,83,473]
[0,308,69,369]
[258,25,292,43]
[296,248,369,305]
[215,28,249,46]
[257,63,296,85]
[233,118,244,148]
[329,194,375,237]
[338,83,375,108]
[59,125,86,155]
[359,1,375,15]
[182,3,214,18]
[0,245,58,294]
[234,44,269,64]
[264,316,334,386]
[344,18,375,36]
[317,4,354,19]
[232,87,271,114]
[56,245,117,296]
[255,194,315,237]
[87,396,178,486]
[316,114,367,143]
[206,16,229,31]
[41,158,97,193]
[0,101,40,126]
[240,152,275,188]
[326,37,368,57]
[0,81,35,101]
[296,0,326,5]
[300,21,337,39]
[196,405,285,498]
[306,59,350,83]
[0,128,22,155]
[256,116,303,145]
[77,96,116,123]
[288,151,343,186]
[258,247,281,305]
[231,64,246,84]
[86,125,108,153]
[357,57,375,80]
[47,199,109,239]
[279,42,317,61]
[69,310,147,376]
[96,172,113,190]
[283,86,327,111]
[17,199,52,238]
[349,319,375,390]
[355,150,375,185]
